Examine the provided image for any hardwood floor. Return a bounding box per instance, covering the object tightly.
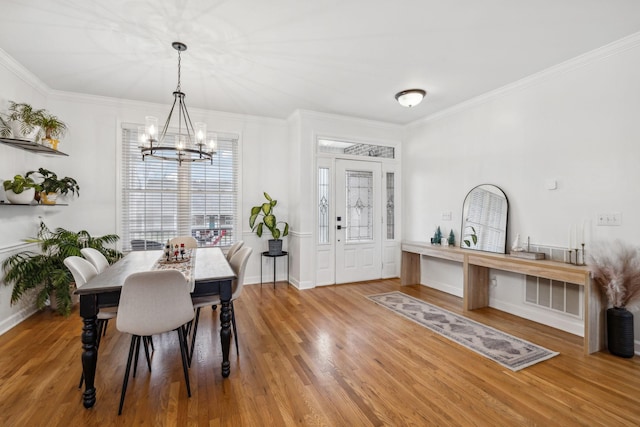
[1,279,639,426]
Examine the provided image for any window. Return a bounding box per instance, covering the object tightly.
[120,124,239,251]
[318,167,329,244]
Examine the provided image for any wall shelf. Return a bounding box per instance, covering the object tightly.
[0,202,68,207]
[0,138,68,156]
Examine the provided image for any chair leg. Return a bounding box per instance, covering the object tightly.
[133,335,142,377]
[102,319,109,337]
[142,336,152,372]
[188,307,201,367]
[230,302,239,356]
[118,335,139,415]
[177,326,192,397]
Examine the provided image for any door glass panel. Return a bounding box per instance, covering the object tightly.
[345,170,373,241]
[386,172,395,239]
[318,167,329,244]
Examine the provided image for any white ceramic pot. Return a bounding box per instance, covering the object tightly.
[5,188,36,204]
[9,121,42,142]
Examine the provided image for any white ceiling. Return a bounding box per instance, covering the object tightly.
[2,0,640,125]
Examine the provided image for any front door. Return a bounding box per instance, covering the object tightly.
[334,159,382,284]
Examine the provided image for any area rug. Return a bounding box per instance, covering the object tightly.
[367,291,558,371]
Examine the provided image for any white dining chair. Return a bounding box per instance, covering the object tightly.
[225,240,244,261]
[189,247,252,364]
[169,236,198,249]
[64,256,117,387]
[80,247,110,274]
[116,269,194,415]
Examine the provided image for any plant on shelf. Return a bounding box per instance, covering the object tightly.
[0,114,11,138]
[1,221,122,316]
[249,191,289,255]
[38,113,68,150]
[26,168,80,205]
[587,240,640,358]
[2,174,41,204]
[1,101,46,141]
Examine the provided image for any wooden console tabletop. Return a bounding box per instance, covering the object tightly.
[401,241,604,354]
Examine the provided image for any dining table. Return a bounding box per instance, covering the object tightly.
[75,247,236,409]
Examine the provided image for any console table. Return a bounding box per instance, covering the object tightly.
[401,241,604,355]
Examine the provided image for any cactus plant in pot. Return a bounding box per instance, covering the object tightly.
[249,192,289,255]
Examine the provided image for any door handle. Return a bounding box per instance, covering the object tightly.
[336,225,342,230]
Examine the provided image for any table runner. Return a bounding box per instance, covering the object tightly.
[151,248,196,291]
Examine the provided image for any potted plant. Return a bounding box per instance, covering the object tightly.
[249,192,289,255]
[26,168,79,205]
[587,240,640,358]
[2,174,41,204]
[2,101,45,142]
[38,113,68,150]
[1,221,122,316]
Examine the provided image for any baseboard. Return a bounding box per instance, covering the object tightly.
[0,305,38,336]
[420,280,463,298]
[490,299,584,337]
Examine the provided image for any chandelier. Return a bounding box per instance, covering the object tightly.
[140,42,215,165]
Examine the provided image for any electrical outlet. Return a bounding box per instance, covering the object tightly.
[597,212,621,226]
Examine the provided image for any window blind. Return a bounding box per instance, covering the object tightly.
[120,124,238,251]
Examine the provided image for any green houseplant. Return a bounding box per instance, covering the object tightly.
[26,168,80,205]
[2,101,46,141]
[38,113,68,150]
[2,221,122,316]
[249,192,289,255]
[3,174,41,204]
[587,240,640,358]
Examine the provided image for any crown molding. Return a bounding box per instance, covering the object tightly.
[292,109,402,131]
[0,48,49,97]
[408,31,640,128]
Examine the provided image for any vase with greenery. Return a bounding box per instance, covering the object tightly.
[587,240,640,358]
[3,174,41,204]
[1,221,122,316]
[249,192,289,255]
[26,168,79,205]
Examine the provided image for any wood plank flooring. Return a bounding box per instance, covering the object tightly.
[0,279,639,426]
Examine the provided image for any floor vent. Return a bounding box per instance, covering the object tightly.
[525,275,582,317]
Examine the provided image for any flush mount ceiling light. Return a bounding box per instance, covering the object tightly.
[140,42,215,165]
[395,89,427,108]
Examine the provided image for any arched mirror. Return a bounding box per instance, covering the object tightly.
[460,184,509,254]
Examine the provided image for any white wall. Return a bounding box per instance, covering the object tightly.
[289,110,403,289]
[403,36,640,347]
[0,50,289,332]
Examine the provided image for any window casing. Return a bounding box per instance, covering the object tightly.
[120,124,238,251]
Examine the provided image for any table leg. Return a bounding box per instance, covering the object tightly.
[219,279,233,378]
[273,256,276,289]
[80,295,98,408]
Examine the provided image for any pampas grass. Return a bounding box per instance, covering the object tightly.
[588,240,640,310]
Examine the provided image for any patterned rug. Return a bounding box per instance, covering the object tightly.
[367,291,558,371]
